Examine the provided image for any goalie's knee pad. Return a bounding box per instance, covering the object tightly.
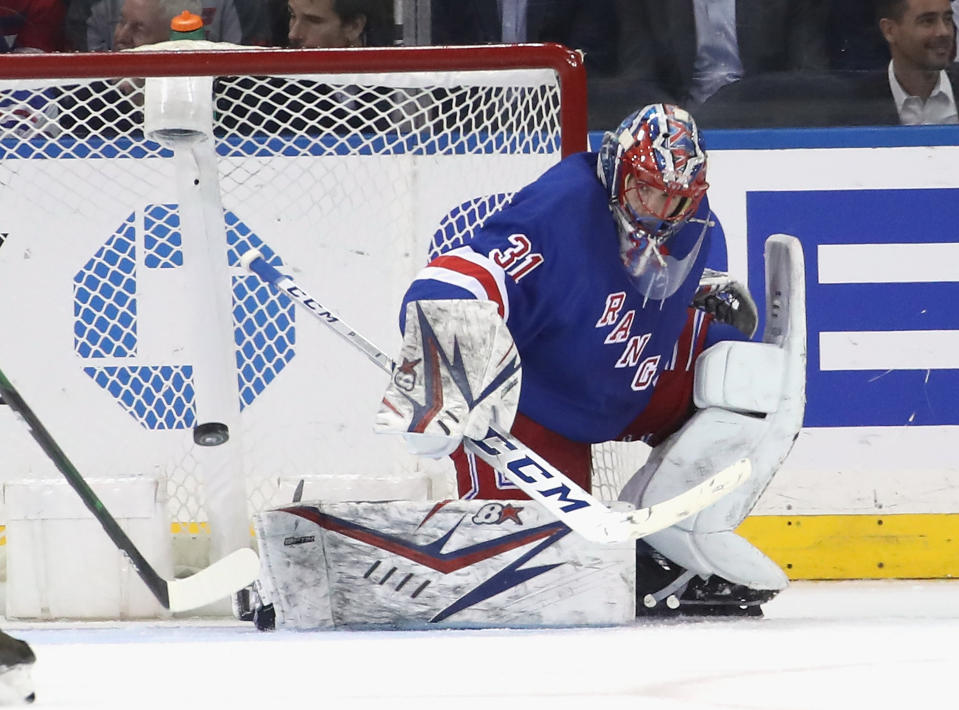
[619,235,806,590]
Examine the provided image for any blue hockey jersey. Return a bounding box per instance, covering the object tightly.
[401,151,723,443]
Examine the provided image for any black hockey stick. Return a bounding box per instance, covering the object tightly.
[0,367,259,612]
[240,249,750,544]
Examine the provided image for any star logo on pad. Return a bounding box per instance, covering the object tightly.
[499,504,523,524]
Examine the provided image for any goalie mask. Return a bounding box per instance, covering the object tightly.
[598,104,709,299]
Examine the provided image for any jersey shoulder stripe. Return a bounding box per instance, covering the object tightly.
[416,246,510,321]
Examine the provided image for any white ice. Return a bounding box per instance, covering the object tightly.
[6,579,958,710]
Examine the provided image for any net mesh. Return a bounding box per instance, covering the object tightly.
[0,47,642,567]
[0,48,583,547]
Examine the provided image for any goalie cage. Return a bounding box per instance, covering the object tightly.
[0,43,642,583]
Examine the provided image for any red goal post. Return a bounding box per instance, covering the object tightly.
[0,43,587,152]
[0,43,646,578]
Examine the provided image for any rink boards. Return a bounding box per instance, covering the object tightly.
[697,126,959,579]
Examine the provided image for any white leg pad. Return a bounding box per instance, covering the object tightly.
[254,499,636,629]
[650,528,789,590]
[619,235,806,590]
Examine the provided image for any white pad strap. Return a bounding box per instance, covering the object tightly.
[619,235,806,589]
[375,299,521,458]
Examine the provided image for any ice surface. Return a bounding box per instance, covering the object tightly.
[5,579,958,709]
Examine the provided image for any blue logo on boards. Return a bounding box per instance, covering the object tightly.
[747,188,959,428]
[73,204,295,429]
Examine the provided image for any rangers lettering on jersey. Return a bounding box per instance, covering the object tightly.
[596,291,627,327]
[596,292,660,391]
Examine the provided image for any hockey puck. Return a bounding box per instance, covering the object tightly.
[193,422,229,446]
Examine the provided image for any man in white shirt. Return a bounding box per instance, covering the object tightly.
[879,0,958,124]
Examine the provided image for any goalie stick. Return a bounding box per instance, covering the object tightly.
[0,367,259,613]
[240,249,751,544]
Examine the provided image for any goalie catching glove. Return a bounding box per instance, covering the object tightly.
[692,268,758,338]
[375,299,522,458]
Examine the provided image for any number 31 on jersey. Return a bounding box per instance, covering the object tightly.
[491,234,544,282]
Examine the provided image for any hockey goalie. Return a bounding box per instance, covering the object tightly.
[250,103,806,629]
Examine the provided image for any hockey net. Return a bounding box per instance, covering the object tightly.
[0,43,639,571]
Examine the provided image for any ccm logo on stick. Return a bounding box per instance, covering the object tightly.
[471,429,590,513]
[286,285,339,324]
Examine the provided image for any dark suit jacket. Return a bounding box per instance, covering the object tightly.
[620,0,829,107]
[431,0,619,75]
[837,65,959,125]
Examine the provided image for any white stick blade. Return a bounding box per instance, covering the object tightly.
[625,458,751,536]
[167,548,260,613]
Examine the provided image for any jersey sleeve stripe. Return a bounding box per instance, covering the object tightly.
[419,249,510,321]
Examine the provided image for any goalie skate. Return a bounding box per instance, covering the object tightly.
[0,630,35,705]
[633,543,778,618]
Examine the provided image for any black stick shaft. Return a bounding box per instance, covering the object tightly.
[0,367,170,609]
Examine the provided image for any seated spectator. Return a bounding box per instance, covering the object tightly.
[58,0,211,137]
[616,0,829,110]
[217,1,396,136]
[287,0,393,48]
[430,0,618,78]
[842,0,957,125]
[113,0,203,49]
[0,0,66,52]
[69,0,247,50]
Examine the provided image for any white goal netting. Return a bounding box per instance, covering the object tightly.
[0,44,640,567]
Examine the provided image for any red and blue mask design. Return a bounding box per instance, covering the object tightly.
[597,104,709,298]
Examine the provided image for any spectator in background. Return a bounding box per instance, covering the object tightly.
[113,0,202,49]
[0,0,66,52]
[57,0,210,137]
[430,0,619,78]
[844,0,958,124]
[287,0,393,48]
[68,0,254,50]
[617,0,829,110]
